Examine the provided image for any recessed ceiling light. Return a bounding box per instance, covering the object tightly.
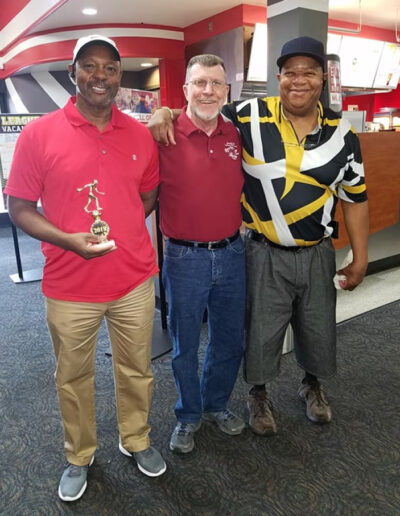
[141,63,153,67]
[82,8,98,15]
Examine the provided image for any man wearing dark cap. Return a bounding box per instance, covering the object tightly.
[5,34,166,501]
[148,36,369,435]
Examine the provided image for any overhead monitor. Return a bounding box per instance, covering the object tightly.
[373,42,400,89]
[327,33,342,55]
[339,36,384,88]
[247,23,267,82]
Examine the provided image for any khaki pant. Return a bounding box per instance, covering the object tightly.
[46,277,155,466]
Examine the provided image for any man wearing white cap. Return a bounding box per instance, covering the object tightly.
[5,35,166,501]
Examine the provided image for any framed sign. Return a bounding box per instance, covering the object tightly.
[339,37,384,88]
[373,42,400,89]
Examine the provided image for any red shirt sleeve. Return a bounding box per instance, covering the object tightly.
[4,123,44,202]
[139,136,159,193]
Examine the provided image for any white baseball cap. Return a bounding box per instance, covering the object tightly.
[72,35,120,64]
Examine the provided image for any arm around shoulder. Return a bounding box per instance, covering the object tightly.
[147,107,182,145]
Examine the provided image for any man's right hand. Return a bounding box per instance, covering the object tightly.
[147,108,177,145]
[8,196,116,260]
[63,233,117,260]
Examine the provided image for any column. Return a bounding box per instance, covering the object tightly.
[158,58,186,108]
[267,0,329,95]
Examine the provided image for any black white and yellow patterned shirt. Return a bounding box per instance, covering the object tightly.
[223,96,367,247]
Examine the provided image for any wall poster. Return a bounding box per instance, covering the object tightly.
[114,88,159,123]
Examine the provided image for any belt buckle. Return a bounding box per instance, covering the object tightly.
[208,240,217,250]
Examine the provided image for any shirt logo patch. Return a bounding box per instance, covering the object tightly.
[224,142,239,160]
[132,154,137,160]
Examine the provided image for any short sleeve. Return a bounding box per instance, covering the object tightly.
[139,136,159,193]
[4,124,44,202]
[337,128,367,204]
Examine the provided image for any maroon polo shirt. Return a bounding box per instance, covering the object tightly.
[158,108,243,242]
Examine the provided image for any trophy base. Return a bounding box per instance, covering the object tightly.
[91,239,116,251]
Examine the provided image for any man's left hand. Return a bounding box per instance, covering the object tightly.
[337,261,367,291]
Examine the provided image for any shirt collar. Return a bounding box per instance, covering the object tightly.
[279,100,323,131]
[64,96,125,130]
[178,106,230,137]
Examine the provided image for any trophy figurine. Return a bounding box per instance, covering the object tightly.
[77,180,115,249]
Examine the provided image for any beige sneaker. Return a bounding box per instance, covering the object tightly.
[247,390,277,436]
[298,381,332,424]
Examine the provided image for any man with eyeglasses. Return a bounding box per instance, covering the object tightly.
[149,37,368,436]
[156,54,246,454]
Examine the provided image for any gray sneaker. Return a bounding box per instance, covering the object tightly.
[58,456,94,502]
[203,409,245,435]
[169,421,201,454]
[119,443,166,477]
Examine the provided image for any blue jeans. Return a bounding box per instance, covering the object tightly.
[162,236,246,424]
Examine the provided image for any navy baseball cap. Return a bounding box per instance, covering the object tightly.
[277,36,325,70]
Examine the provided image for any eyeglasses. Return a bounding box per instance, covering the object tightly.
[281,128,322,150]
[186,79,226,90]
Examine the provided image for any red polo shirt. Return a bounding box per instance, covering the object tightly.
[158,108,243,242]
[5,98,159,302]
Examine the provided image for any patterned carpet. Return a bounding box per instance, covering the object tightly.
[1,226,400,515]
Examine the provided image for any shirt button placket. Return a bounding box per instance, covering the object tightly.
[98,134,106,155]
[208,138,214,159]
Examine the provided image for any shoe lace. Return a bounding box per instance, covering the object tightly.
[253,392,272,417]
[177,424,190,435]
[138,447,153,458]
[67,464,85,477]
[308,383,328,406]
[221,410,234,420]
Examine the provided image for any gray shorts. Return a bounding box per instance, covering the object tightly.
[244,236,337,384]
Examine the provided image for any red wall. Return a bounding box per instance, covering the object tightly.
[327,19,398,44]
[0,0,29,29]
[373,87,400,112]
[184,5,245,47]
[342,84,400,121]
[342,95,375,121]
[183,5,267,46]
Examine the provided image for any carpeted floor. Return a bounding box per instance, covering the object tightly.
[1,226,400,515]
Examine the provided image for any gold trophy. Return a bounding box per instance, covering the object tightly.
[77,180,115,249]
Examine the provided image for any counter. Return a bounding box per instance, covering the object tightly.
[333,132,400,249]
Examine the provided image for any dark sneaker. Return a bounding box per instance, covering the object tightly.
[203,409,245,435]
[169,421,201,454]
[119,443,166,477]
[58,456,94,502]
[247,390,277,436]
[298,381,332,424]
